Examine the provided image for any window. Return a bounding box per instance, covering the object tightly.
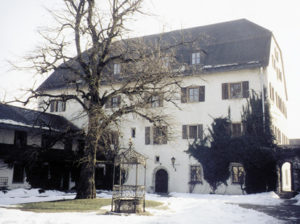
[188,88,199,102]
[192,52,201,65]
[181,86,205,103]
[12,163,24,183]
[50,100,66,112]
[151,95,162,108]
[131,128,136,138]
[222,81,249,99]
[113,63,121,75]
[231,123,242,137]
[106,96,121,108]
[190,165,202,183]
[155,156,160,163]
[0,177,8,188]
[153,126,167,144]
[14,131,27,148]
[182,124,203,140]
[145,126,167,145]
[146,93,164,108]
[109,131,119,146]
[231,164,245,184]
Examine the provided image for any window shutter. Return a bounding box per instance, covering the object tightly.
[117,95,121,106]
[55,101,58,112]
[199,86,205,102]
[159,94,164,107]
[222,83,229,99]
[153,127,159,144]
[145,127,150,145]
[197,124,203,140]
[50,101,54,112]
[62,101,66,111]
[181,88,187,103]
[144,93,150,108]
[242,81,249,98]
[105,98,112,108]
[182,125,187,139]
[162,126,167,144]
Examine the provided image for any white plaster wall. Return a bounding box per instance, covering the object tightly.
[38,89,88,130]
[119,68,262,194]
[38,63,288,194]
[265,37,288,144]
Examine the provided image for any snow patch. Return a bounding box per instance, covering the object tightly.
[0,119,59,131]
[0,188,284,224]
[293,193,300,205]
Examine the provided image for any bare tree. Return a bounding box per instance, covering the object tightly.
[18,0,188,199]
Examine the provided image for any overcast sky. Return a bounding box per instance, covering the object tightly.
[0,0,299,138]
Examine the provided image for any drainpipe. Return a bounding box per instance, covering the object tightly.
[259,66,265,129]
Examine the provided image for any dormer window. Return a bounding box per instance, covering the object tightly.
[114,63,121,75]
[192,52,201,65]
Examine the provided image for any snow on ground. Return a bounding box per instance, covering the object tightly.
[0,188,286,224]
[293,193,300,205]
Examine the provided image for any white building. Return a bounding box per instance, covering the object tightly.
[36,19,288,194]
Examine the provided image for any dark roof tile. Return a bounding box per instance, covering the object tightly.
[0,103,79,132]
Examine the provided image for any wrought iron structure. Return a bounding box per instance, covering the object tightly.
[111,140,147,213]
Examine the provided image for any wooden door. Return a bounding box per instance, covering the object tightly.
[155,169,168,193]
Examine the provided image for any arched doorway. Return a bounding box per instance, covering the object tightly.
[281,162,292,192]
[155,169,168,193]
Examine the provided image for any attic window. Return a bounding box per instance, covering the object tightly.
[192,52,201,65]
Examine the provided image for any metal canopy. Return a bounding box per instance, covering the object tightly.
[114,147,147,166]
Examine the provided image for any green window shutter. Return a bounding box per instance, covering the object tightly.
[182,125,188,139]
[145,127,150,145]
[159,94,164,107]
[199,86,205,102]
[222,83,229,99]
[117,95,121,106]
[105,98,112,108]
[181,88,187,103]
[197,124,203,140]
[162,126,167,144]
[242,81,249,98]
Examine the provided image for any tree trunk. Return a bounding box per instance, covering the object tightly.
[76,108,99,199]
[75,144,96,199]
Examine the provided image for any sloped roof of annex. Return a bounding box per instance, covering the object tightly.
[0,103,80,133]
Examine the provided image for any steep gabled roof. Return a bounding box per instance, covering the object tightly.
[0,103,79,133]
[37,19,272,91]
